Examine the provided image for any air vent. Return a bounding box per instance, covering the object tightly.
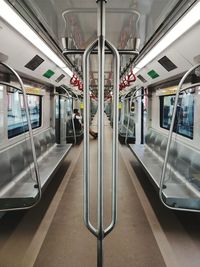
[25,55,44,71]
[158,56,177,72]
[55,74,65,83]
[137,74,147,83]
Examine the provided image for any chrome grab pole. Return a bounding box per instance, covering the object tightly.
[104,40,120,237]
[97,1,105,265]
[83,39,99,237]
[0,62,41,211]
[83,1,120,266]
[160,63,200,212]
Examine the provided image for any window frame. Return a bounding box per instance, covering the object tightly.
[7,92,42,139]
[159,93,194,140]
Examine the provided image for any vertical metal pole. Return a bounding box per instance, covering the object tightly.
[104,39,120,237]
[97,1,106,266]
[83,39,98,236]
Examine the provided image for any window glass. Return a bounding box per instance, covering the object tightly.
[160,94,194,139]
[7,91,42,138]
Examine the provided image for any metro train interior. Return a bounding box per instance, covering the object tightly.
[1,0,200,266]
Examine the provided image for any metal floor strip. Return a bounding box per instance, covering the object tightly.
[119,144,179,267]
[21,144,83,267]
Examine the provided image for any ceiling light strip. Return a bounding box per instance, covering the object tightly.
[135,2,200,72]
[0,0,72,77]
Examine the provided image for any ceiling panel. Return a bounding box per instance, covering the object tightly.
[14,0,180,95]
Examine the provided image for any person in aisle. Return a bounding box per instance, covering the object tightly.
[73,109,98,139]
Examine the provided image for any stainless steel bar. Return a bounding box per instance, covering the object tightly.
[0,82,22,91]
[159,63,200,212]
[62,8,140,32]
[180,82,200,93]
[0,63,41,211]
[63,49,139,55]
[83,39,98,237]
[104,39,120,237]
[97,1,105,266]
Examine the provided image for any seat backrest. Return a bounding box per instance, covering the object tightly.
[9,144,25,178]
[0,150,12,188]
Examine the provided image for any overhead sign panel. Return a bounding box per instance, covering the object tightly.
[43,69,55,79]
[147,69,159,79]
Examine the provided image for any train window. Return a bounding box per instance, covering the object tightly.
[7,91,42,138]
[160,94,194,139]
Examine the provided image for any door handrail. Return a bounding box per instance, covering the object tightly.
[159,63,200,212]
[0,62,41,211]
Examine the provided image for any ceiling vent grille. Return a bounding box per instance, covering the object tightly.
[25,55,44,71]
[137,74,147,83]
[158,56,177,72]
[55,74,65,83]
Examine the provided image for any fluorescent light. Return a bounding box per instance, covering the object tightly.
[63,67,73,77]
[0,0,72,76]
[133,67,141,73]
[135,2,200,70]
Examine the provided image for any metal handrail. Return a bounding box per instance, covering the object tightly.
[83,38,99,237]
[159,63,200,212]
[0,62,41,211]
[62,8,140,38]
[83,2,120,266]
[104,39,120,237]
[180,82,200,93]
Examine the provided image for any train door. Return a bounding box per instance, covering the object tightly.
[55,94,68,145]
[135,87,145,144]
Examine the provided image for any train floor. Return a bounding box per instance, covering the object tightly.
[0,115,200,266]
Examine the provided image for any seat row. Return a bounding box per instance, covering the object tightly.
[0,128,71,209]
[129,128,200,209]
[118,115,135,144]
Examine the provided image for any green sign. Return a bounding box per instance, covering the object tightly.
[147,69,159,79]
[43,69,55,78]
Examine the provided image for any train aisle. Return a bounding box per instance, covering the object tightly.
[32,114,166,267]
